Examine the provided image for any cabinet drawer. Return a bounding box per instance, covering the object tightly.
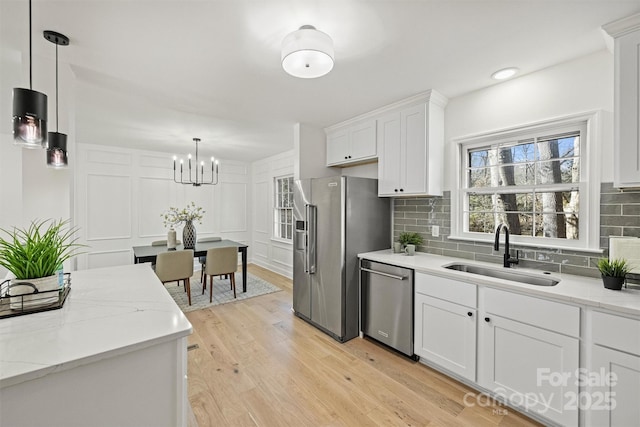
[592,311,640,355]
[483,288,580,337]
[416,272,476,308]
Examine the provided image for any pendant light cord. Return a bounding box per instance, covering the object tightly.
[55,43,58,131]
[28,0,32,89]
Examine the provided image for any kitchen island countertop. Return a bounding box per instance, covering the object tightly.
[0,263,192,389]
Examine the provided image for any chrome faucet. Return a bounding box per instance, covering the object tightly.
[494,223,519,268]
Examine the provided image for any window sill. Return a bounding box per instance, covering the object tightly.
[447,235,604,255]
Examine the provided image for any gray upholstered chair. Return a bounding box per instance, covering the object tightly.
[197,236,222,281]
[202,247,238,302]
[155,250,194,305]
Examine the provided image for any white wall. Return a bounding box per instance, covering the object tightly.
[294,123,339,180]
[251,150,294,278]
[443,49,614,189]
[1,35,76,274]
[74,143,250,270]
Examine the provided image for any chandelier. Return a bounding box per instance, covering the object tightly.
[173,138,219,186]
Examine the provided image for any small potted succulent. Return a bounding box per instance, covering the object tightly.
[0,219,83,307]
[398,231,424,248]
[597,257,631,291]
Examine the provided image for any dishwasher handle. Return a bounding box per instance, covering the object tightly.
[361,267,406,281]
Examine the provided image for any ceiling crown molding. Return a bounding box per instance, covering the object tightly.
[602,12,640,38]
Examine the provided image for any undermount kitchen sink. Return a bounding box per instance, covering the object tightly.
[444,263,560,287]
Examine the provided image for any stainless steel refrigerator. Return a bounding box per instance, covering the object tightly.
[293,176,391,342]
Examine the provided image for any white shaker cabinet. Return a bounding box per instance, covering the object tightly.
[325,119,377,166]
[414,273,477,381]
[478,288,580,427]
[377,91,447,197]
[603,14,640,188]
[586,310,640,427]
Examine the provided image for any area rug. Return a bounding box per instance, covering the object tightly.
[165,271,281,313]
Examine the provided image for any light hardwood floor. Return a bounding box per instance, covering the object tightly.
[186,264,542,427]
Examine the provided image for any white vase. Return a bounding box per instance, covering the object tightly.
[167,228,177,249]
[8,275,60,309]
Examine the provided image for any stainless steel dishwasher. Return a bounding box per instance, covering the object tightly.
[360,259,416,359]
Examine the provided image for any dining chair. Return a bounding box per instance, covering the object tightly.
[202,247,238,302]
[155,250,194,305]
[197,236,222,281]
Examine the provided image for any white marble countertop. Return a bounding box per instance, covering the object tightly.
[0,264,192,388]
[359,250,640,317]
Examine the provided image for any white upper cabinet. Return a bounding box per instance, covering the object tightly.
[604,13,640,188]
[377,91,447,197]
[325,119,377,166]
[324,90,447,189]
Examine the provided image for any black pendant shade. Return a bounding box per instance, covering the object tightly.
[12,0,48,148]
[47,132,68,168]
[13,88,48,147]
[44,30,70,168]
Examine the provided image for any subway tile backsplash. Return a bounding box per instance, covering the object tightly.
[393,183,640,281]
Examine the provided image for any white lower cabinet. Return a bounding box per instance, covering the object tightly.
[414,272,580,426]
[414,273,477,381]
[479,287,580,426]
[415,293,477,381]
[479,313,579,426]
[586,310,640,426]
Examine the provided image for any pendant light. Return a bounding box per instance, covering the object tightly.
[281,25,334,79]
[173,138,219,186]
[12,0,48,148]
[44,30,69,169]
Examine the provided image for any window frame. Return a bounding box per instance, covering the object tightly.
[273,175,294,242]
[451,112,602,252]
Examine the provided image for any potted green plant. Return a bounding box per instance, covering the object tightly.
[0,219,83,307]
[398,232,424,248]
[596,257,631,290]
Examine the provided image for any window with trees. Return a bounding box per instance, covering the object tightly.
[274,175,293,240]
[457,118,595,249]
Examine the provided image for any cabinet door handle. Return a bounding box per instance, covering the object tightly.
[467,312,473,317]
[344,156,348,159]
[348,155,352,159]
[394,189,398,192]
[400,188,404,192]
[484,317,490,323]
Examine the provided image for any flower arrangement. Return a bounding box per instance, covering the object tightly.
[161,202,205,228]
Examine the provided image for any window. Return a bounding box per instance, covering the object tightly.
[454,113,600,250]
[274,175,294,240]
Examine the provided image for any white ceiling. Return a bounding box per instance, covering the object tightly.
[2,0,639,162]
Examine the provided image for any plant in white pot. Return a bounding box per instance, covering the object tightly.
[0,219,84,308]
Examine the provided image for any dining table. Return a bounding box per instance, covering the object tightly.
[132,239,249,292]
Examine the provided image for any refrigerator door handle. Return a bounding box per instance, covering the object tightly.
[306,204,317,274]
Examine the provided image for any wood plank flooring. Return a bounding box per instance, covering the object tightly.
[186,264,542,427]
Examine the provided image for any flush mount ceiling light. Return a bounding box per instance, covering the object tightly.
[13,0,48,148]
[491,67,519,80]
[173,138,219,187]
[44,30,70,169]
[281,25,334,79]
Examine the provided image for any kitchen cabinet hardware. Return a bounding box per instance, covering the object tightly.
[467,311,473,317]
[484,317,490,322]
